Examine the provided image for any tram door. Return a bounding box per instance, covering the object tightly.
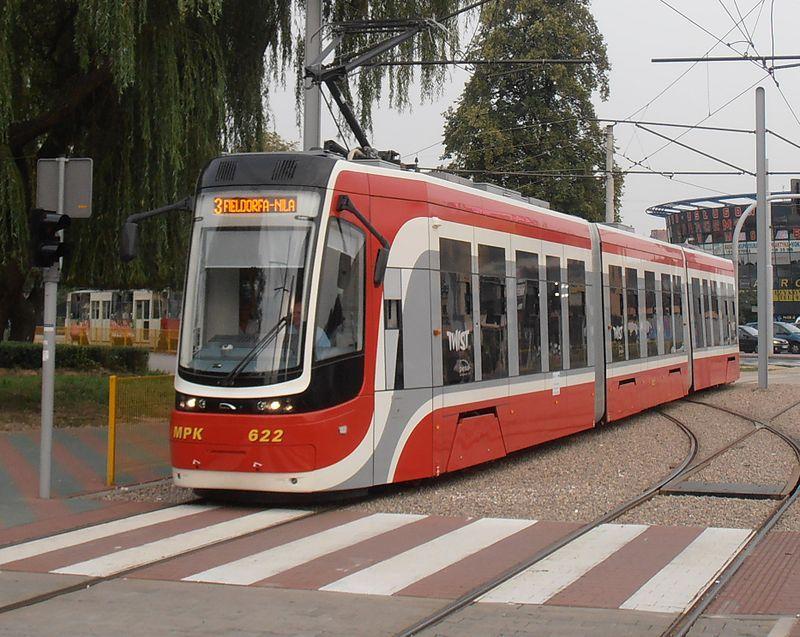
[133,291,153,345]
[90,291,112,343]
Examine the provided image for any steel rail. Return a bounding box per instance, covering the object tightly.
[394,413,699,637]
[661,400,800,637]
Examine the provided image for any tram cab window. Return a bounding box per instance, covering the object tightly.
[567,259,587,368]
[661,274,674,353]
[546,256,563,371]
[478,245,508,380]
[516,251,541,375]
[609,266,625,362]
[673,275,684,352]
[441,238,474,385]
[625,267,640,359]
[313,218,366,362]
[692,277,705,348]
[644,271,658,357]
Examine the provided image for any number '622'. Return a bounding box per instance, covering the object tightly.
[247,428,284,443]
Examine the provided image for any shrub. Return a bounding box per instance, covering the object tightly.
[0,342,149,373]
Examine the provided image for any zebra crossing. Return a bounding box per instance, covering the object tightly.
[0,504,753,614]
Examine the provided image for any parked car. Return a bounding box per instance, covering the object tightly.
[738,325,789,354]
[746,321,800,353]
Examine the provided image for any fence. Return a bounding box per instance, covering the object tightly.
[106,374,174,486]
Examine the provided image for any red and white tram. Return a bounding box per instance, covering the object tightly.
[169,152,739,494]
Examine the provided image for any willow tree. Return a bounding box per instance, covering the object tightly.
[442,0,621,221]
[0,0,462,340]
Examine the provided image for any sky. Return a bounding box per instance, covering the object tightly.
[268,0,800,237]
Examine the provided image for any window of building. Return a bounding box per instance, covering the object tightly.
[440,238,474,385]
[568,259,587,368]
[692,277,705,348]
[516,251,541,374]
[479,245,508,380]
[661,274,674,353]
[609,265,625,362]
[546,256,563,371]
[644,271,658,356]
[626,267,640,359]
[673,275,684,352]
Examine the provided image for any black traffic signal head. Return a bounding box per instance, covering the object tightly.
[28,208,71,268]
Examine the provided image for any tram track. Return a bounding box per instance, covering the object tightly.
[661,398,800,637]
[395,397,800,637]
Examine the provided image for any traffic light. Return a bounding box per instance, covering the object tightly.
[792,179,800,217]
[28,208,70,268]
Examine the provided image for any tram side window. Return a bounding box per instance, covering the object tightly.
[703,279,713,347]
[728,284,737,339]
[91,301,100,320]
[441,238,474,385]
[625,267,640,359]
[516,251,541,375]
[314,218,366,362]
[567,259,587,368]
[719,282,730,345]
[661,274,674,353]
[711,280,721,346]
[644,271,658,357]
[692,278,705,348]
[546,256,563,371]
[479,245,508,380]
[609,266,625,362]
[673,275,684,352]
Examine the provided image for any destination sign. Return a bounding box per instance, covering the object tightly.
[213,196,297,214]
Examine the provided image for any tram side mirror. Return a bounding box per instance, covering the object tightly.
[374,247,389,286]
[120,222,139,262]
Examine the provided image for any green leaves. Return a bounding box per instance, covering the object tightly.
[442,0,620,221]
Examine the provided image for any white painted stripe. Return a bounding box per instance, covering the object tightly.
[321,517,536,596]
[480,523,648,604]
[184,513,424,586]
[52,509,310,577]
[0,504,218,566]
[768,617,797,637]
[620,527,752,613]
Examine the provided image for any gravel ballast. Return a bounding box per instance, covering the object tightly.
[98,480,196,505]
[661,401,753,463]
[616,494,775,529]
[689,428,797,488]
[694,383,800,422]
[347,412,687,522]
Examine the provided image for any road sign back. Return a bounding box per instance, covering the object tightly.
[36,158,93,218]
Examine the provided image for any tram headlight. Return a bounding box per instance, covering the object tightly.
[177,393,206,411]
[255,398,294,413]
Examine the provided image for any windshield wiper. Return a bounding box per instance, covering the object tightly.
[221,316,290,386]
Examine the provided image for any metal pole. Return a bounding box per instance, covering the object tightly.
[605,125,615,223]
[303,0,322,150]
[39,157,66,498]
[731,202,755,299]
[755,87,768,389]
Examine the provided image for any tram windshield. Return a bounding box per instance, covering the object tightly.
[179,188,322,384]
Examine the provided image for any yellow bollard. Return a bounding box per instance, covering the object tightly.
[106,375,117,486]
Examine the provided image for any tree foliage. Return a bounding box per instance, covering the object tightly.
[0,0,462,339]
[442,0,621,221]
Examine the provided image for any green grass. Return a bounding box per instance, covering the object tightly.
[0,370,109,430]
